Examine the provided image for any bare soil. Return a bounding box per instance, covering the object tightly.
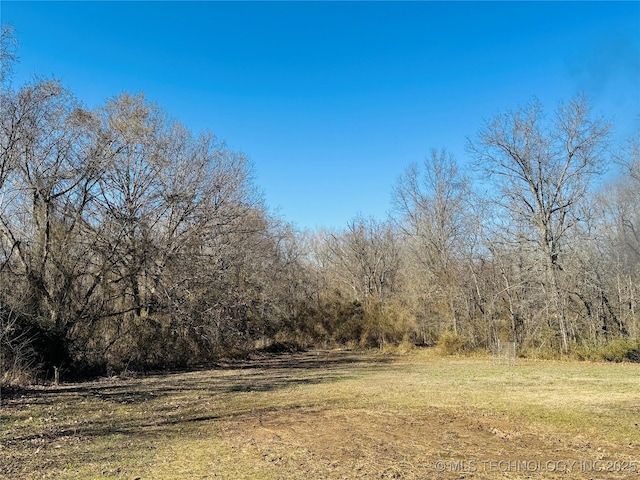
[222,405,636,479]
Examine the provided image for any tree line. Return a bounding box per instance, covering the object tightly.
[1,27,639,383]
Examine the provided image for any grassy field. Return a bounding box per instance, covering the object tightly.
[1,349,639,479]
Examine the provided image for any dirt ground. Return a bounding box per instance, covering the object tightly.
[222,405,637,479]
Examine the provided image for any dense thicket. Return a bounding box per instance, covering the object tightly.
[2,29,639,383]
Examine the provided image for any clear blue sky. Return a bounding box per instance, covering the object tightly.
[3,1,639,230]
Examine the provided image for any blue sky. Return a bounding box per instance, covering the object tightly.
[3,1,639,230]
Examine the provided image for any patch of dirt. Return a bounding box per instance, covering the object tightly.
[222,406,638,479]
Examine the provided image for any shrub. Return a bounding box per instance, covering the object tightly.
[436,331,466,355]
[573,337,640,363]
[360,300,418,348]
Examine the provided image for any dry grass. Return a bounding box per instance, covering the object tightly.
[1,349,639,479]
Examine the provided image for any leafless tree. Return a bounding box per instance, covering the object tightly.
[323,216,401,303]
[0,24,17,87]
[469,96,611,352]
[0,78,100,323]
[393,149,473,336]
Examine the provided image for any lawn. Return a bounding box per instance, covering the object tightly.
[1,350,639,479]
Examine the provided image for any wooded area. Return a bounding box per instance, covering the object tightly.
[1,26,639,383]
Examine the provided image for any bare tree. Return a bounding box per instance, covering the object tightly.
[0,24,17,87]
[0,79,100,321]
[323,216,401,303]
[84,93,265,366]
[591,130,640,340]
[469,96,611,352]
[393,149,472,336]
